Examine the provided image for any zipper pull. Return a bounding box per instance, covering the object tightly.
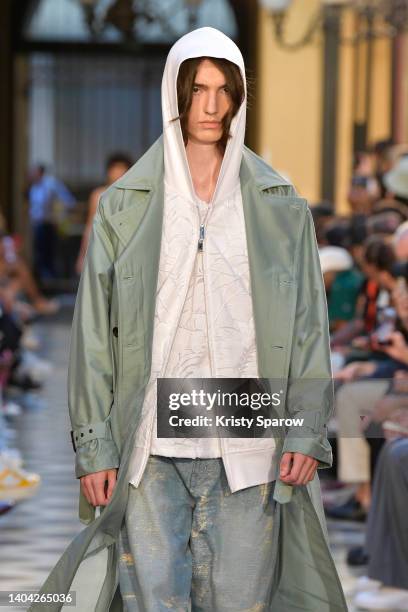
[198,224,205,251]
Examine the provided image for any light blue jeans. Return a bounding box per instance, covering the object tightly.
[118,455,276,611]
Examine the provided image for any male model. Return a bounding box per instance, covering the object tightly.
[31,27,347,612]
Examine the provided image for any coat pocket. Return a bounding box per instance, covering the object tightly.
[268,272,297,350]
[118,266,146,348]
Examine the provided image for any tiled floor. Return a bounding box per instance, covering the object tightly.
[0,304,364,611]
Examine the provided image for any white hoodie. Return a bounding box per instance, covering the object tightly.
[128,27,279,492]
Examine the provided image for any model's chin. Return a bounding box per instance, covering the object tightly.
[189,131,223,145]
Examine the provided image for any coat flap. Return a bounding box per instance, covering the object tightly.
[106,192,151,247]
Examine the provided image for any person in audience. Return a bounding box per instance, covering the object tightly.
[327,230,408,523]
[352,338,408,609]
[319,245,364,332]
[331,236,396,366]
[27,164,76,280]
[348,151,381,215]
[0,231,59,317]
[373,152,408,220]
[310,201,335,246]
[372,138,394,199]
[75,152,133,274]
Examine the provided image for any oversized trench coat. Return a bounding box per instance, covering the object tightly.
[30,136,348,611]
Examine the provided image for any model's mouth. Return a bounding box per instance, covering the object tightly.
[200,122,221,128]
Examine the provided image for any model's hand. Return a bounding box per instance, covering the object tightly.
[279,452,318,485]
[80,469,118,507]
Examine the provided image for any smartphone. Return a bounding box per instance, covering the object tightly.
[375,307,397,346]
[351,175,369,189]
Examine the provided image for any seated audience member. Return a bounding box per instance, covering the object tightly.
[327,231,408,522]
[310,201,335,246]
[0,280,42,508]
[383,153,408,209]
[372,152,408,220]
[319,245,364,332]
[331,235,396,365]
[0,231,59,317]
[352,442,408,609]
[352,370,408,609]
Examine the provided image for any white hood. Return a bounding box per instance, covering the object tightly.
[161,26,247,205]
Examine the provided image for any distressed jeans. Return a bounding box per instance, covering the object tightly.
[118,455,276,611]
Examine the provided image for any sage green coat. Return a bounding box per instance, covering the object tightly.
[30,136,347,611]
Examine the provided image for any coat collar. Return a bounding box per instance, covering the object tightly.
[113,135,291,194]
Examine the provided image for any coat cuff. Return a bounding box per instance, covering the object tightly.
[280,409,332,467]
[282,434,333,468]
[71,418,120,478]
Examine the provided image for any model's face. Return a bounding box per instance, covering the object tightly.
[185,59,232,146]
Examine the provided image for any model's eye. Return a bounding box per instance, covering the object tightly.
[192,85,200,93]
[222,86,230,94]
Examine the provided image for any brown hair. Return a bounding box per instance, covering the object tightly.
[363,234,396,272]
[172,56,245,152]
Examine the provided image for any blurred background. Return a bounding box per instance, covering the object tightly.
[1,1,408,610]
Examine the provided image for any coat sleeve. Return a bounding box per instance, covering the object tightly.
[68,194,120,479]
[282,204,334,468]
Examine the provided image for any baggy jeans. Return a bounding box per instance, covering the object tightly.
[118,455,276,611]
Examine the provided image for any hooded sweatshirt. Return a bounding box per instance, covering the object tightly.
[128,27,279,491]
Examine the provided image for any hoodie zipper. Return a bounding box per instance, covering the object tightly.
[197,204,223,456]
[198,224,205,251]
[147,211,202,445]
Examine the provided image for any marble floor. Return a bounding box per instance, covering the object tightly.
[0,303,365,611]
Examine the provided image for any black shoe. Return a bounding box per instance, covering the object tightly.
[7,373,42,391]
[0,502,14,516]
[325,497,367,522]
[347,545,369,566]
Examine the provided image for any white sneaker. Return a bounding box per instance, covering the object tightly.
[354,586,408,610]
[20,330,41,351]
[0,461,40,502]
[19,351,53,383]
[344,576,382,597]
[1,401,22,416]
[0,449,23,468]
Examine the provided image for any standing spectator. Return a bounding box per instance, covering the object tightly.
[372,138,394,199]
[27,164,76,280]
[75,153,133,275]
[383,153,408,210]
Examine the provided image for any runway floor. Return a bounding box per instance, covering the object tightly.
[0,304,362,610]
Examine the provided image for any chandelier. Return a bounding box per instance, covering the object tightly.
[259,0,408,49]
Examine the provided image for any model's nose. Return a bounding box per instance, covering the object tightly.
[204,91,218,115]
